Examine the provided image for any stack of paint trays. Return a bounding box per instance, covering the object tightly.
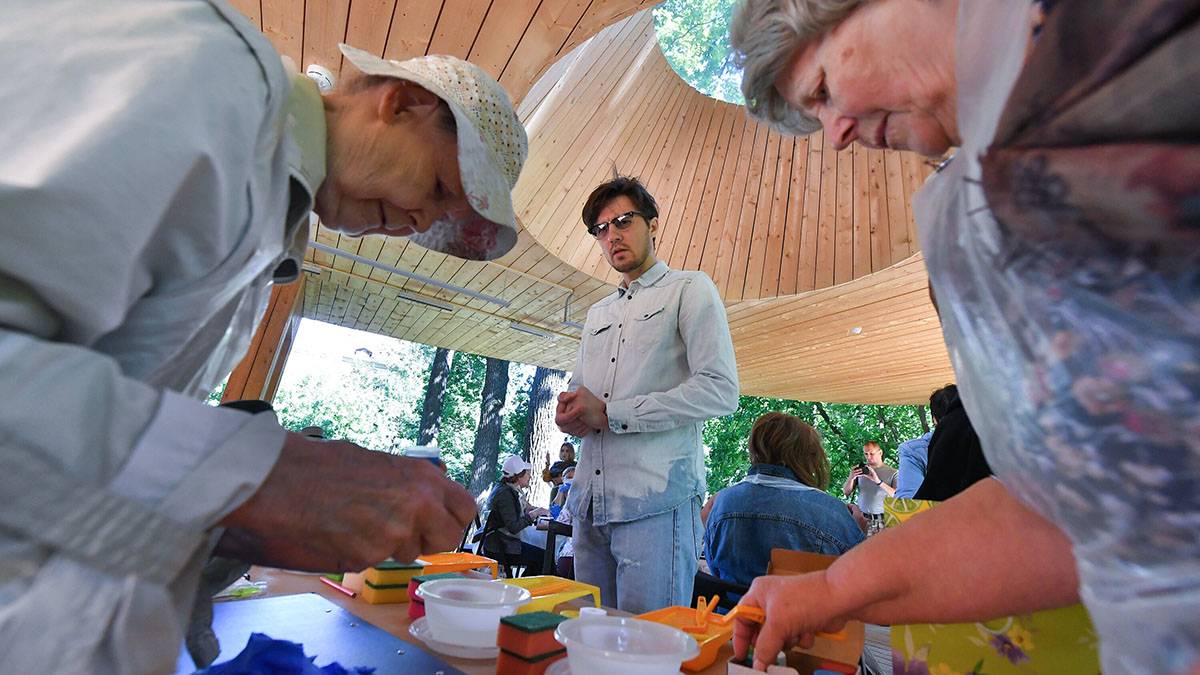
[495,611,568,675]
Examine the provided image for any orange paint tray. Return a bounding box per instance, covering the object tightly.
[414,552,499,578]
[637,605,733,672]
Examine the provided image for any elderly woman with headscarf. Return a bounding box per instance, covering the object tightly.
[726,1,1200,673]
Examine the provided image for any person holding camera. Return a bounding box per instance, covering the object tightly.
[842,441,896,536]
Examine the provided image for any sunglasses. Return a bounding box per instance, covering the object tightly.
[587,211,645,238]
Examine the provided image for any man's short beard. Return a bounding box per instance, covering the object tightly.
[611,247,649,273]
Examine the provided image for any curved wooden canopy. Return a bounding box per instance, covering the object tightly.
[229,0,954,404]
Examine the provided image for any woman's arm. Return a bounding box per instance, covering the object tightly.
[734,478,1080,670]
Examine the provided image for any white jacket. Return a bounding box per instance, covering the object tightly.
[0,1,319,671]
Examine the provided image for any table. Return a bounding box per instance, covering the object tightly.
[234,567,736,675]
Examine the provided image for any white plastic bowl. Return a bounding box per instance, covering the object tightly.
[554,616,700,675]
[415,578,531,648]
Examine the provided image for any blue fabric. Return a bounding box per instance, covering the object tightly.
[894,430,933,499]
[196,633,374,674]
[704,465,864,589]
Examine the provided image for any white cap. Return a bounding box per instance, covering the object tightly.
[338,44,527,261]
[501,455,533,477]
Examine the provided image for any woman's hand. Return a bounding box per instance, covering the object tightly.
[732,571,854,671]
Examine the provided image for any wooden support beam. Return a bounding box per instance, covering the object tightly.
[222,277,305,404]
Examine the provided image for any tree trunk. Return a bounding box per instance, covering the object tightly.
[468,357,511,496]
[416,348,454,446]
[520,367,569,507]
[917,404,930,434]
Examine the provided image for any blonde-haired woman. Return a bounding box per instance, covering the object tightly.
[704,413,864,591]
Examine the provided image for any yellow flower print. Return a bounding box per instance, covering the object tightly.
[1007,624,1035,652]
[932,663,960,675]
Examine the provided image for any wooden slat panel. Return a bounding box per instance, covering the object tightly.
[303,0,351,77]
[261,0,305,65]
[382,0,443,60]
[833,144,854,285]
[813,133,838,289]
[428,0,496,59]
[777,135,808,295]
[710,115,760,293]
[757,135,794,297]
[343,0,397,64]
[469,0,542,79]
[501,0,594,102]
[697,107,748,279]
[795,132,823,292]
[228,0,263,27]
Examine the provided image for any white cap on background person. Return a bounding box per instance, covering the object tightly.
[501,454,533,477]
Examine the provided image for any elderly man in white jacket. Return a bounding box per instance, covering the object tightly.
[0,0,528,672]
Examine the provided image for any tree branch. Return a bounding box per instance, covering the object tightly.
[814,402,846,441]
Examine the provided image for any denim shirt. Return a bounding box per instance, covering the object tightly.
[894,430,933,499]
[566,262,739,525]
[704,464,864,589]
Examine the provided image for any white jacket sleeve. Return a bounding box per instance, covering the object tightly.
[0,1,296,670]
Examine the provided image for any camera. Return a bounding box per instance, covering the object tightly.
[855,462,870,474]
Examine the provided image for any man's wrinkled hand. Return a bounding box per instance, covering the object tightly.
[216,433,477,572]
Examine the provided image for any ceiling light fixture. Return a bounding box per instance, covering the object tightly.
[508,322,553,339]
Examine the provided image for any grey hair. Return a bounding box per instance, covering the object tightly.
[730,0,869,135]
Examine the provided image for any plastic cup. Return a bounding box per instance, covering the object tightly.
[555,616,700,675]
[415,578,531,648]
[404,445,443,467]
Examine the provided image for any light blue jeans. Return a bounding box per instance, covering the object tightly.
[573,496,702,614]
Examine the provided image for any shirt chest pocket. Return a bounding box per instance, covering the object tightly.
[632,305,673,354]
[584,322,615,360]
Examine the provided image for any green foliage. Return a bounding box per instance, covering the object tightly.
[653,0,744,104]
[437,353,486,484]
[704,396,927,500]
[273,338,432,451]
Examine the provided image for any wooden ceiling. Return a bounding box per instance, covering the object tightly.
[229,0,955,404]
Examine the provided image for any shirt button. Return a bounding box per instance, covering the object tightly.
[603,393,609,398]
[643,314,649,318]
[595,469,601,475]
[610,357,615,363]
[618,323,622,328]
[621,424,628,430]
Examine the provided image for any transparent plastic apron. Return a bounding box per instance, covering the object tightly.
[915,2,1200,672]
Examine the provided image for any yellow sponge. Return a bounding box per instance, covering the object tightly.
[361,580,411,605]
[364,560,424,586]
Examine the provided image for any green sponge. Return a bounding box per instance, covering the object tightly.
[500,611,568,633]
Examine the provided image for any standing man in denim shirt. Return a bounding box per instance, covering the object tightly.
[556,175,739,613]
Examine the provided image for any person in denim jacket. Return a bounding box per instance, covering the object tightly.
[705,413,864,590]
